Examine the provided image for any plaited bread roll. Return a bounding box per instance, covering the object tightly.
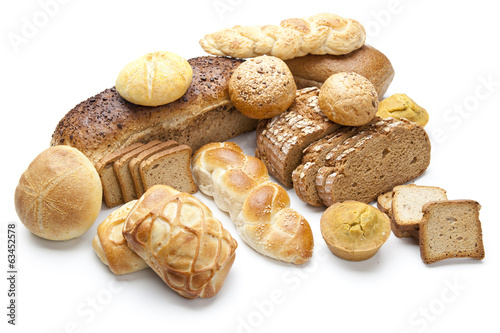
[200,13,365,60]
[192,142,314,264]
[122,185,237,299]
[92,201,148,275]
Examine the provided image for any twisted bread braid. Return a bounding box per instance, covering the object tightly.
[199,13,366,60]
[192,142,313,264]
[123,185,237,299]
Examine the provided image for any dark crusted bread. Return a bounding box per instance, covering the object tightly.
[255,87,341,187]
[317,118,431,205]
[51,56,258,165]
[284,45,395,99]
[419,200,485,264]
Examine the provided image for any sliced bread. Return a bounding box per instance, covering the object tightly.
[419,200,485,264]
[255,87,342,187]
[140,144,197,194]
[95,142,144,208]
[377,191,393,217]
[317,118,431,205]
[114,140,162,203]
[129,140,179,198]
[391,184,447,238]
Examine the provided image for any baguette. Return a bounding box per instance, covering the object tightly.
[192,142,314,264]
[50,56,258,165]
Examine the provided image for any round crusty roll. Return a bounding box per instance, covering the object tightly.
[15,146,102,241]
[320,201,390,261]
[319,72,379,126]
[229,55,297,119]
[115,51,193,107]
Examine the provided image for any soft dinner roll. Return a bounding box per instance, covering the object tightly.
[319,72,378,126]
[228,55,296,119]
[115,51,193,106]
[15,146,102,241]
[320,201,390,261]
[377,93,429,127]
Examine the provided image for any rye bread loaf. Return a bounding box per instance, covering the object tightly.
[255,87,341,187]
[284,45,395,99]
[50,56,258,165]
[317,118,431,205]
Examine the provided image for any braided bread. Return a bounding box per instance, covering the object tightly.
[192,142,314,264]
[199,13,366,60]
[122,185,237,299]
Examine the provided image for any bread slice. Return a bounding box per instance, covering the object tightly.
[292,127,359,206]
[255,87,341,187]
[419,200,485,264]
[317,118,431,205]
[114,140,162,203]
[129,140,179,198]
[377,191,393,217]
[95,143,144,208]
[391,184,447,238]
[140,145,197,194]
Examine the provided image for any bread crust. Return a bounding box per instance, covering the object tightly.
[51,56,258,165]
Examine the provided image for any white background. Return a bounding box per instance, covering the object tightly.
[2,0,499,332]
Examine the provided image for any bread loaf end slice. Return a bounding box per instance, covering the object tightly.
[419,200,485,264]
[140,145,198,194]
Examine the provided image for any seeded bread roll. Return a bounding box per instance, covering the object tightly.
[229,55,296,119]
[51,56,258,165]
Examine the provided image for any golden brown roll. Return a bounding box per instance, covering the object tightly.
[14,146,102,241]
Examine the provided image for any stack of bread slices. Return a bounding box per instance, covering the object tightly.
[95,140,197,208]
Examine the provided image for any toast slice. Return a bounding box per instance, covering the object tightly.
[95,143,144,208]
[318,118,431,205]
[114,140,162,203]
[129,140,179,198]
[140,145,198,194]
[391,184,447,238]
[255,87,341,187]
[419,200,485,264]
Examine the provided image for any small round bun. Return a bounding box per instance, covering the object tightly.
[320,201,390,261]
[319,72,378,126]
[377,93,429,127]
[115,51,193,107]
[228,55,296,119]
[15,146,102,241]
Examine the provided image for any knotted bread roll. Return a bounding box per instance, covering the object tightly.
[122,185,237,299]
[200,13,366,60]
[192,142,314,264]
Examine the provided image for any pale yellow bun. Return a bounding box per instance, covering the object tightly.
[15,146,102,241]
[115,51,193,107]
[318,72,378,126]
[228,55,296,119]
[377,93,429,127]
[320,201,390,261]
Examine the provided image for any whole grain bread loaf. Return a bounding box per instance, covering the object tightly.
[255,87,341,187]
[51,56,258,165]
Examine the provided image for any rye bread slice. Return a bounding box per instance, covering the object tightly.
[129,140,179,198]
[255,87,341,187]
[95,142,144,208]
[114,140,162,203]
[320,118,431,205]
[391,184,447,238]
[419,200,485,264]
[139,144,198,194]
[293,127,359,206]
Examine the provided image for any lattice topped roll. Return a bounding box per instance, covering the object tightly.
[200,13,366,60]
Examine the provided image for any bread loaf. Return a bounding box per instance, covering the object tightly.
[200,13,366,60]
[192,142,314,264]
[122,185,237,299]
[51,56,258,165]
[284,45,394,99]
